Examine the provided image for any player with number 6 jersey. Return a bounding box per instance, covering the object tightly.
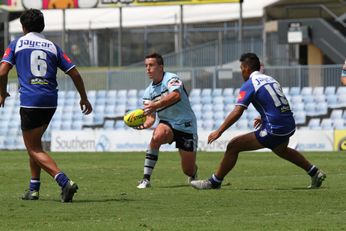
[2,28,74,107]
[0,9,92,202]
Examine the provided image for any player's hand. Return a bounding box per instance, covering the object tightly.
[80,99,93,115]
[208,130,222,144]
[133,124,145,130]
[143,101,156,115]
[253,117,262,129]
[0,92,10,108]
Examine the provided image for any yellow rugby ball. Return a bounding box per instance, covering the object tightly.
[123,109,146,127]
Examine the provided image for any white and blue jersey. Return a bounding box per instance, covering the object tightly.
[236,71,295,136]
[1,32,75,108]
[142,72,197,134]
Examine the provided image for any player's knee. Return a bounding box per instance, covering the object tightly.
[225,138,242,155]
[226,139,236,152]
[150,134,165,148]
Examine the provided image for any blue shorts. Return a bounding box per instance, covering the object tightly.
[254,128,295,150]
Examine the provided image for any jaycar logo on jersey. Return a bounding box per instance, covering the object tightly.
[237,91,246,101]
[2,48,10,58]
[63,53,72,63]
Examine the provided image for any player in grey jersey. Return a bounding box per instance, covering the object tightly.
[135,53,198,189]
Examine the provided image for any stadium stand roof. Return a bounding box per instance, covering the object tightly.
[9,0,278,33]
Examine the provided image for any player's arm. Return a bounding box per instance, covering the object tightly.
[208,105,245,144]
[0,62,12,107]
[143,90,180,115]
[66,67,93,114]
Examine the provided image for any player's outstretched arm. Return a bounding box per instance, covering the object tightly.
[0,62,12,107]
[208,105,245,144]
[66,67,93,114]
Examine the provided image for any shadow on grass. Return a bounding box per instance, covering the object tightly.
[159,184,190,189]
[37,197,136,203]
[159,181,322,191]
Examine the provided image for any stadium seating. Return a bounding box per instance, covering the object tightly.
[1,86,346,150]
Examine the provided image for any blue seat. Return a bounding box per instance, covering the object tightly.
[192,104,202,113]
[333,119,345,129]
[337,94,346,107]
[336,86,346,96]
[202,111,213,121]
[106,90,117,98]
[304,103,316,116]
[301,87,312,96]
[326,95,338,108]
[127,89,137,98]
[189,89,201,97]
[212,96,224,105]
[291,102,304,112]
[203,120,214,130]
[324,86,335,96]
[96,90,107,98]
[213,103,224,113]
[312,87,324,96]
[213,111,225,120]
[202,104,213,113]
[212,88,222,97]
[201,96,212,104]
[189,95,201,105]
[289,87,300,96]
[117,89,127,99]
[308,118,320,130]
[201,89,212,97]
[314,95,326,103]
[321,119,333,129]
[223,88,233,97]
[224,96,235,105]
[331,109,343,120]
[291,95,303,104]
[303,95,314,104]
[315,102,328,116]
[235,120,249,130]
[294,111,306,125]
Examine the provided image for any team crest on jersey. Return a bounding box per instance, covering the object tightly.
[63,53,72,63]
[237,91,246,101]
[168,77,182,87]
[3,48,10,58]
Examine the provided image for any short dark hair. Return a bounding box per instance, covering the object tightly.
[145,53,164,66]
[239,53,261,72]
[20,9,45,33]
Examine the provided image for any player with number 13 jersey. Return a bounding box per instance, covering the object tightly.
[2,32,74,108]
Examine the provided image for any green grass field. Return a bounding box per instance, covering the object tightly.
[1,151,345,231]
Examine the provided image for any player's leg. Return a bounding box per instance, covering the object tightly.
[21,108,78,202]
[272,141,326,188]
[179,150,198,183]
[191,132,263,189]
[22,126,61,177]
[175,130,198,182]
[138,122,174,189]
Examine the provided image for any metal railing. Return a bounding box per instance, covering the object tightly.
[7,64,342,93]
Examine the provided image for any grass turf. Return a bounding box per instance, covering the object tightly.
[0,151,345,231]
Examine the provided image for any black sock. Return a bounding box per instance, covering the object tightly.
[307,165,318,177]
[144,174,151,181]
